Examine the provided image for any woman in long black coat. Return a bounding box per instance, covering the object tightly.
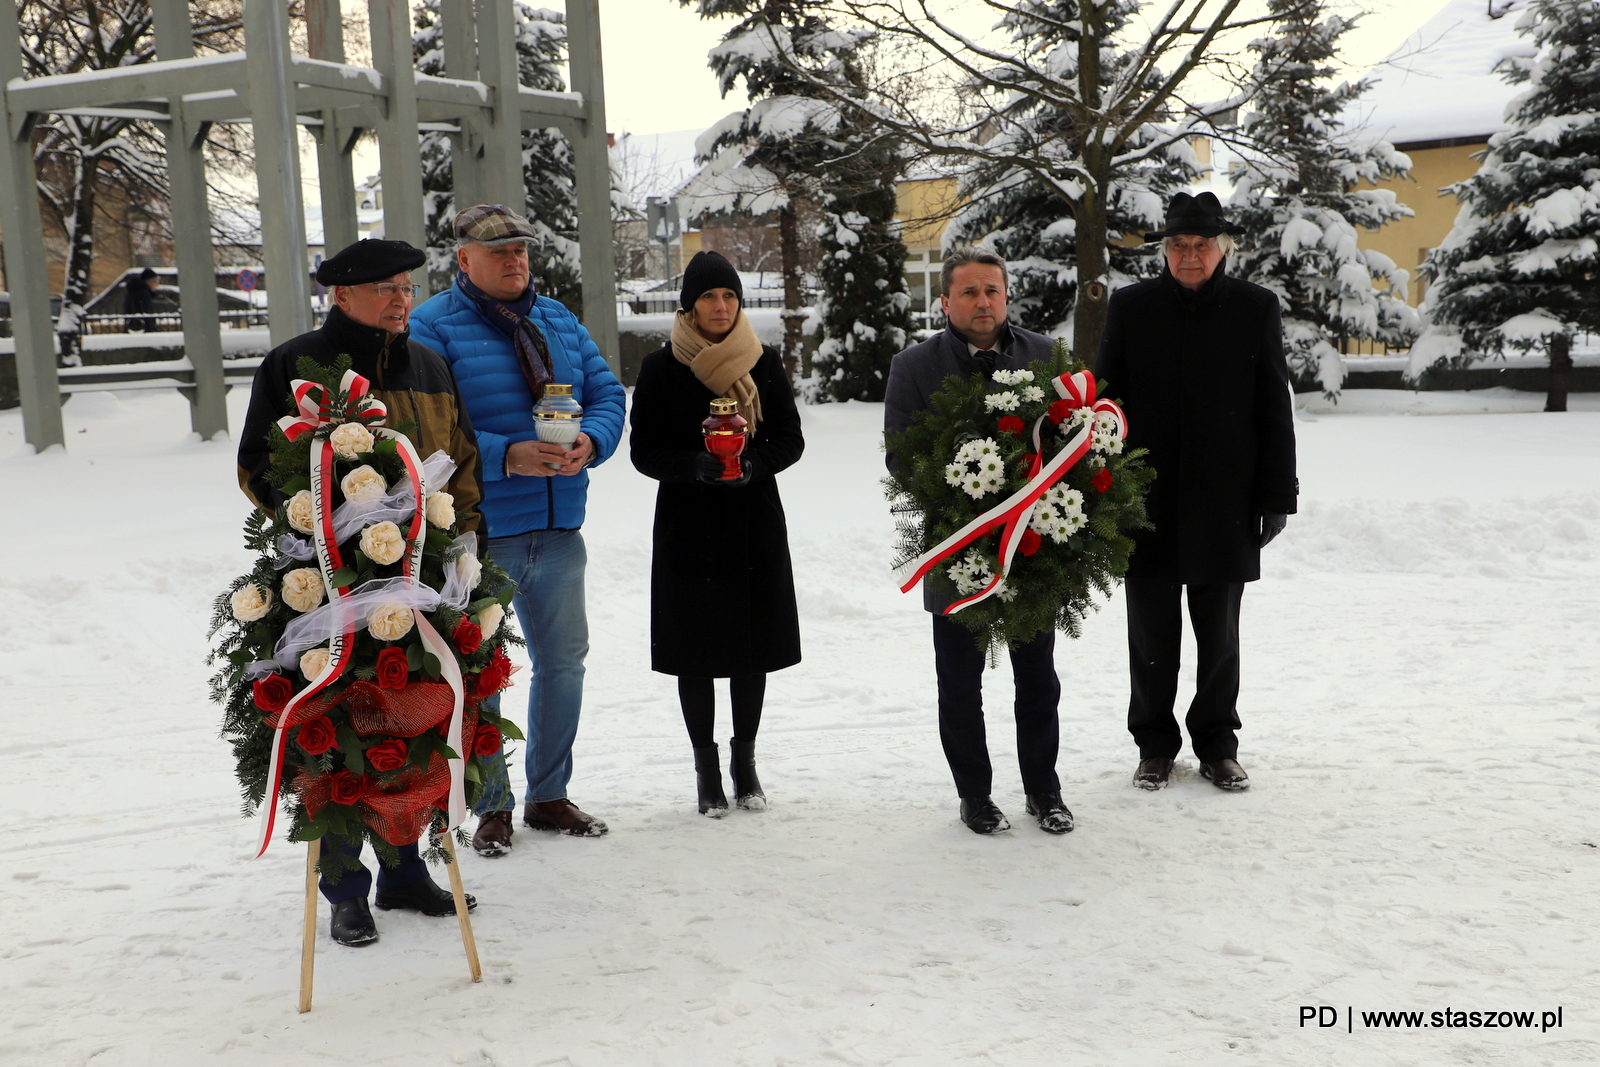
[629,251,804,816]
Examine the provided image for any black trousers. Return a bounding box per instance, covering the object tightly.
[931,613,1061,798]
[1124,577,1246,763]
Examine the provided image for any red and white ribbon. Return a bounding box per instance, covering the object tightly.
[254,395,466,857]
[276,369,388,442]
[896,370,1128,614]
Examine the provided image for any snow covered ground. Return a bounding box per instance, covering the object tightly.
[2,386,1598,1066]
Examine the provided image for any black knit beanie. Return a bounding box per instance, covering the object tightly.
[679,250,744,311]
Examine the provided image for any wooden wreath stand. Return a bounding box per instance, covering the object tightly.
[298,831,482,1013]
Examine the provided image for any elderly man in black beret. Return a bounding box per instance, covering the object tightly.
[1095,192,1298,794]
[236,238,486,948]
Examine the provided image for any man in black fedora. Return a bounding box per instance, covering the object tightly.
[1095,191,1297,792]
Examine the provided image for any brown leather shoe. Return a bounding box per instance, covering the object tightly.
[471,810,514,856]
[1133,757,1175,790]
[524,798,609,837]
[1199,758,1250,791]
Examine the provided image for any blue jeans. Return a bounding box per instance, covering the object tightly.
[475,529,589,811]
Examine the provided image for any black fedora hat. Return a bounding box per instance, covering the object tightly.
[1144,191,1243,242]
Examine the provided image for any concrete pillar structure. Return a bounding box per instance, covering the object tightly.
[0,11,63,451]
[566,0,620,377]
[152,0,228,440]
[243,0,312,347]
[308,0,362,257]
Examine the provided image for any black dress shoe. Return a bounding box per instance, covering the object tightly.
[374,877,477,916]
[1025,792,1075,834]
[329,898,379,946]
[1199,758,1250,791]
[959,796,1011,835]
[1134,757,1175,791]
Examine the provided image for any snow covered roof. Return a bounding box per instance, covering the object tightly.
[613,128,707,201]
[1350,0,1535,146]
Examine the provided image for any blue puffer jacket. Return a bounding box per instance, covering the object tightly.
[409,283,625,536]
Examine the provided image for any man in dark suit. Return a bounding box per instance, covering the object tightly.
[1095,192,1298,792]
[884,247,1075,836]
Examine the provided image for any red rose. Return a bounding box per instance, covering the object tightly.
[1091,468,1115,493]
[997,415,1025,435]
[252,673,294,714]
[1020,528,1042,557]
[375,646,409,689]
[366,738,409,773]
[472,648,513,699]
[473,724,503,758]
[1047,399,1073,425]
[296,716,337,755]
[328,770,366,805]
[454,618,483,655]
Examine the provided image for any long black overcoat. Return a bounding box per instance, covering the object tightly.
[629,344,804,677]
[1095,262,1298,584]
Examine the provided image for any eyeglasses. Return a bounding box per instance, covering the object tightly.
[367,283,421,299]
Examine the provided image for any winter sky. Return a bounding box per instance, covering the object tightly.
[599,0,1464,137]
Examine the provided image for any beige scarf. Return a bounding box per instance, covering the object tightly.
[671,308,764,427]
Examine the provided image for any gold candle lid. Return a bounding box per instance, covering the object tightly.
[546,383,573,396]
[709,398,738,414]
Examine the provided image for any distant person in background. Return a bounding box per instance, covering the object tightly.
[629,250,804,817]
[1095,191,1298,793]
[125,268,158,332]
[409,204,626,855]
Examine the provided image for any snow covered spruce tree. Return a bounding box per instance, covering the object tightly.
[809,137,913,402]
[782,0,1267,360]
[1225,0,1418,397]
[680,0,864,383]
[944,1,1195,339]
[413,2,582,311]
[1412,0,1600,412]
[808,37,912,403]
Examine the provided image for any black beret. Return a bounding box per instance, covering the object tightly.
[315,238,426,286]
[680,250,743,311]
[139,267,158,281]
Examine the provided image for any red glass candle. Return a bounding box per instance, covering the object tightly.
[702,398,748,480]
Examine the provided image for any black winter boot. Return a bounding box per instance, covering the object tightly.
[693,744,729,817]
[728,738,767,811]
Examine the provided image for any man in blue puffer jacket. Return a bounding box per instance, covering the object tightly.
[410,204,625,851]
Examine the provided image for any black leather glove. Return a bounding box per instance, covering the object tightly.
[694,450,754,487]
[1259,512,1288,548]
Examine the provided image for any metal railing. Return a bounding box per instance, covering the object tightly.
[0,307,329,338]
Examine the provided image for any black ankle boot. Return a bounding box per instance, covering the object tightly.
[728,737,767,811]
[693,744,728,817]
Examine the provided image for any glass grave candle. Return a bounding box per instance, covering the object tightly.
[701,397,749,481]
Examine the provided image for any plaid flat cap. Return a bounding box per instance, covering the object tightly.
[454,204,537,246]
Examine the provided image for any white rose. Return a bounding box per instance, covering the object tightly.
[368,602,415,642]
[329,422,375,460]
[455,551,483,591]
[360,521,407,566]
[281,568,326,613]
[286,490,315,535]
[475,603,505,637]
[299,646,331,680]
[340,464,388,504]
[425,491,456,529]
[230,583,273,622]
